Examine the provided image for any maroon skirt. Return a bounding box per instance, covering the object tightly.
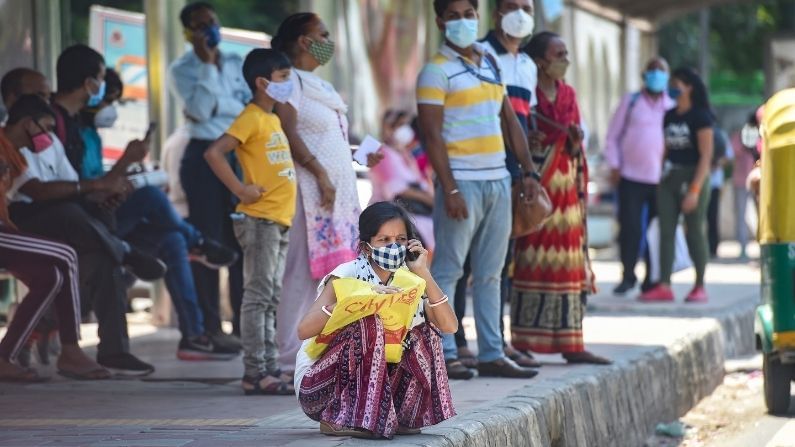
[298,315,455,439]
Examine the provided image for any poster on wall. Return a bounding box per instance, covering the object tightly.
[89,5,269,165]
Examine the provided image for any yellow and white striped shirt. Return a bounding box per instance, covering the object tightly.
[417,43,509,181]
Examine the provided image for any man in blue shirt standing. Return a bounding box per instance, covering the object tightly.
[169,2,251,345]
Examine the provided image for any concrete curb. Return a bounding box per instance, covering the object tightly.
[342,299,757,447]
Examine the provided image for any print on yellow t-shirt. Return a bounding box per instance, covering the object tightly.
[225,103,297,227]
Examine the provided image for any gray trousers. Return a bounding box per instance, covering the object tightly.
[234,215,290,377]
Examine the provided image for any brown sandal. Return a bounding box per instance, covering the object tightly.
[506,349,542,368]
[320,421,375,439]
[241,374,295,396]
[563,351,612,365]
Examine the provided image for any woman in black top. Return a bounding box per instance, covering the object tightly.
[640,67,714,303]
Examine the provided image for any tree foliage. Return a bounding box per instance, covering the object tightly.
[658,0,792,76]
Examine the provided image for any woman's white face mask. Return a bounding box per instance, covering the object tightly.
[392,125,415,147]
[94,105,118,128]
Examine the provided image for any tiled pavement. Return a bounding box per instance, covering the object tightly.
[0,255,760,446]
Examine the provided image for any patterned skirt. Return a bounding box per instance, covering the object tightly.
[511,142,588,354]
[298,316,455,439]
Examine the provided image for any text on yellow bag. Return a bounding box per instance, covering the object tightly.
[305,269,426,363]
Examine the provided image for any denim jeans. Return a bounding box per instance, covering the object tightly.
[116,186,205,338]
[181,139,244,334]
[125,225,205,338]
[431,177,512,362]
[116,186,201,247]
[234,215,290,377]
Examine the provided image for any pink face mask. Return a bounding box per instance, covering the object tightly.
[30,127,53,153]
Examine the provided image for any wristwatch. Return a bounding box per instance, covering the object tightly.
[523,171,541,182]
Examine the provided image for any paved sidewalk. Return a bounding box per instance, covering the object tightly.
[0,256,760,447]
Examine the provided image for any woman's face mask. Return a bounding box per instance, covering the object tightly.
[94,105,118,128]
[544,59,570,80]
[392,125,415,147]
[307,38,335,66]
[367,242,407,272]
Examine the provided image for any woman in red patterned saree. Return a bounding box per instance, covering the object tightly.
[510,32,610,365]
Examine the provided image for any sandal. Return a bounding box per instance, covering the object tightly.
[0,366,47,383]
[506,349,542,368]
[396,425,422,435]
[319,421,375,439]
[563,351,612,365]
[241,374,295,396]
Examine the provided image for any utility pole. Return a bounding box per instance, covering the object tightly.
[699,8,710,87]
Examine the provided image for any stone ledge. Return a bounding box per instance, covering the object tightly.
[338,301,755,447]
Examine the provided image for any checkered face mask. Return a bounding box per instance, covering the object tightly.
[367,242,406,272]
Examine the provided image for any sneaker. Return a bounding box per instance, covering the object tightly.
[613,279,637,296]
[177,336,240,361]
[685,286,708,303]
[208,331,243,351]
[97,353,155,377]
[123,247,167,281]
[638,284,675,302]
[190,238,238,269]
[477,358,539,378]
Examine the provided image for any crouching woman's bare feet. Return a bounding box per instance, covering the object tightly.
[56,344,111,380]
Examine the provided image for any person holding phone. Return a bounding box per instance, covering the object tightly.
[168,2,250,346]
[294,202,457,439]
[76,68,241,361]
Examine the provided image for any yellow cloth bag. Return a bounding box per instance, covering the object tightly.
[305,269,426,363]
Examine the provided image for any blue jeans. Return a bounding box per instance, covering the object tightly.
[116,186,205,338]
[116,186,201,247]
[431,177,512,362]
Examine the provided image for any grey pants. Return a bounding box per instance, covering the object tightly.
[234,215,290,378]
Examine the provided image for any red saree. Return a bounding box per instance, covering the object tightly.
[510,81,592,354]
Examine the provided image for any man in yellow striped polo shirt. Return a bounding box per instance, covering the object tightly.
[417,0,542,380]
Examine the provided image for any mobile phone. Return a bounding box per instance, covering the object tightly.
[406,236,420,262]
[144,121,158,141]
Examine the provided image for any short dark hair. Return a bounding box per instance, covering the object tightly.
[524,31,560,60]
[6,94,55,126]
[242,49,292,94]
[104,68,123,99]
[433,0,479,17]
[56,44,105,93]
[180,2,214,29]
[271,13,319,60]
[358,201,418,250]
[1,67,40,104]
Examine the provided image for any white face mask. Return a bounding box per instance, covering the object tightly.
[265,79,295,104]
[501,9,535,39]
[94,105,118,128]
[392,125,415,147]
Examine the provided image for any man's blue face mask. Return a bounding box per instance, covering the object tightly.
[643,69,669,94]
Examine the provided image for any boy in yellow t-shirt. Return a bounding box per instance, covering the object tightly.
[205,49,297,395]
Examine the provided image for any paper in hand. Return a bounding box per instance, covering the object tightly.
[353,135,383,165]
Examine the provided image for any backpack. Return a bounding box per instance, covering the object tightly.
[712,126,728,161]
